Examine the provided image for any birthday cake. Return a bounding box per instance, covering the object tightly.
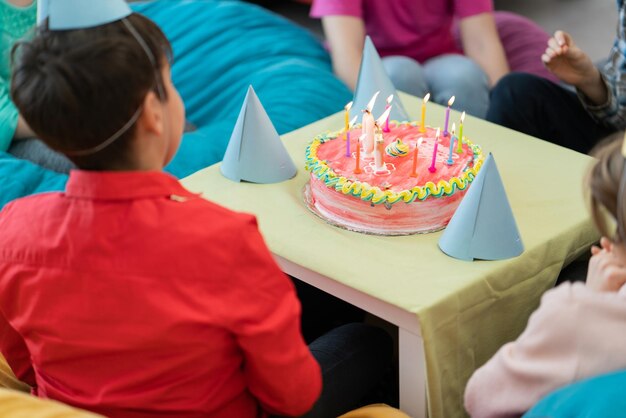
[305,121,484,235]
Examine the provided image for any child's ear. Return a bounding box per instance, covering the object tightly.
[138,90,164,136]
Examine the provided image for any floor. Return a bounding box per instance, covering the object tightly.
[263,0,616,62]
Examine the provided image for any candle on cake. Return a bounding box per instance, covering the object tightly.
[443,96,455,136]
[457,111,465,154]
[428,128,440,173]
[344,101,353,132]
[362,91,379,157]
[373,126,385,173]
[346,115,358,157]
[354,134,364,174]
[420,93,430,133]
[446,123,456,165]
[376,105,392,133]
[410,137,423,178]
[383,94,393,133]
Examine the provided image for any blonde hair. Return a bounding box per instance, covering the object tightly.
[587,132,626,242]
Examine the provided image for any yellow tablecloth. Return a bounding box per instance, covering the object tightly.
[181,93,599,418]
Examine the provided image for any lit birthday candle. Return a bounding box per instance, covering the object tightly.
[420,93,430,133]
[410,137,423,178]
[447,123,456,165]
[457,111,465,154]
[373,125,386,172]
[354,134,364,174]
[376,105,392,133]
[383,94,393,133]
[428,128,440,173]
[362,91,379,157]
[443,96,455,136]
[344,101,353,132]
[362,110,375,157]
[345,115,358,157]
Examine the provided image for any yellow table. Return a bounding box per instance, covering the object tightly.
[181,93,599,418]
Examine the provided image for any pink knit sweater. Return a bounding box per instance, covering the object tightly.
[464,282,626,418]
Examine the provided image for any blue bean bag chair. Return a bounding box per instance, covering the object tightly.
[0,0,351,208]
[523,369,626,418]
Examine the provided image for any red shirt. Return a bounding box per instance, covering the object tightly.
[311,0,493,63]
[0,170,321,418]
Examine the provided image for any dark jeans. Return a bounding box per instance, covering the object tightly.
[293,279,366,344]
[289,280,395,417]
[300,323,394,418]
[486,73,616,154]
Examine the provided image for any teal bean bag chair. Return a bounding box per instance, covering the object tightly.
[523,369,626,418]
[0,0,351,208]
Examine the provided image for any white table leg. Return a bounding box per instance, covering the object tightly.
[399,327,427,418]
[275,256,428,416]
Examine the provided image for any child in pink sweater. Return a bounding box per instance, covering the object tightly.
[464,134,626,417]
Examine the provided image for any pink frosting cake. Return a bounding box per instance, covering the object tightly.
[305,122,484,235]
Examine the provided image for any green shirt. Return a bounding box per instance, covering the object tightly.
[0,0,36,151]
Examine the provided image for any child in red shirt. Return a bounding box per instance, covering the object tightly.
[0,10,323,418]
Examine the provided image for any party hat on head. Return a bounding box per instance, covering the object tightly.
[438,153,524,261]
[351,36,408,122]
[221,86,297,184]
[38,0,132,30]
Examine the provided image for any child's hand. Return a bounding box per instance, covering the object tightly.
[542,31,597,88]
[586,237,626,292]
[590,236,613,255]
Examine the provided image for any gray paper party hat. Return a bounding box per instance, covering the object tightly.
[38,0,132,30]
[221,86,297,184]
[351,36,409,122]
[439,153,524,261]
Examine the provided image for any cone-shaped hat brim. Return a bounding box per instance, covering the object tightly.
[39,0,132,30]
[221,86,297,184]
[439,153,524,261]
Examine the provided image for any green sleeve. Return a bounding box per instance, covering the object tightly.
[0,76,18,152]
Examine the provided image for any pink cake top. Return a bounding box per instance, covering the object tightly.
[306,123,484,206]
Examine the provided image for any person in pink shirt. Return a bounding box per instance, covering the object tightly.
[311,0,510,117]
[464,133,626,417]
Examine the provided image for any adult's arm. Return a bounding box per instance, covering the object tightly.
[320,15,366,91]
[542,31,608,105]
[459,12,509,87]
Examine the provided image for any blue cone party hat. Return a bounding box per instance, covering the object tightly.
[351,36,409,122]
[221,86,297,184]
[438,153,524,261]
[38,0,132,30]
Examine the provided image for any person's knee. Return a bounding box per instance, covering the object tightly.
[425,55,489,117]
[309,323,392,371]
[487,73,543,124]
[426,55,488,92]
[490,73,535,103]
[304,324,394,418]
[382,56,427,97]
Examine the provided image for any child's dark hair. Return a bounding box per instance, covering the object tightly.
[10,14,172,169]
[587,132,626,242]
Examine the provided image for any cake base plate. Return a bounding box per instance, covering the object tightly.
[302,182,445,236]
